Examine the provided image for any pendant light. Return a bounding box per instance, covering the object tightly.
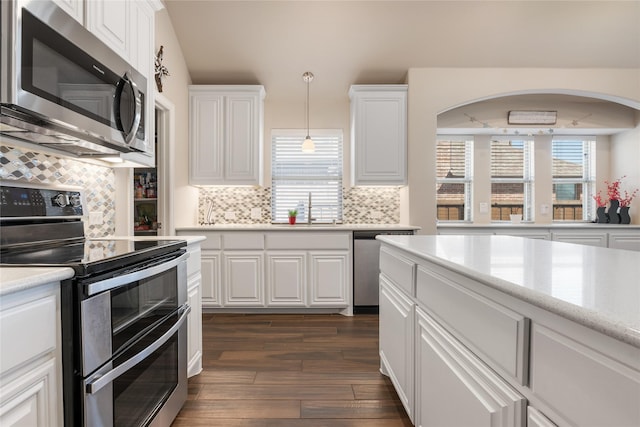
[301,71,315,153]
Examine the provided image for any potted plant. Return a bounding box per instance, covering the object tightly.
[288,209,298,225]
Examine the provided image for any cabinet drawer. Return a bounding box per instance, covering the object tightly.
[201,233,222,250]
[416,266,529,385]
[0,295,57,373]
[223,233,264,250]
[379,247,415,296]
[530,324,640,426]
[265,233,350,250]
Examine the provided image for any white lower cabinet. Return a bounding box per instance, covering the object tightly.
[186,274,202,377]
[178,230,352,311]
[266,252,307,306]
[223,251,265,306]
[608,232,640,251]
[200,250,221,307]
[308,251,349,307]
[181,239,204,377]
[0,283,62,427]
[415,307,525,427]
[379,276,414,421]
[527,407,557,427]
[529,324,640,426]
[551,231,608,247]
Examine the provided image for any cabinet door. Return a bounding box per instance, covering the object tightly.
[350,85,407,185]
[187,274,203,378]
[86,0,130,62]
[224,94,261,184]
[266,252,307,306]
[52,0,83,24]
[527,407,557,427]
[415,307,525,427]
[608,232,640,251]
[0,359,60,427]
[200,250,221,307]
[223,252,265,306]
[551,231,607,247]
[189,93,225,184]
[379,276,414,421]
[309,251,349,307]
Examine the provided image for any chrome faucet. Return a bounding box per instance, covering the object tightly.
[307,192,313,224]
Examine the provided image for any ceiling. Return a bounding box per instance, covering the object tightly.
[164,1,640,132]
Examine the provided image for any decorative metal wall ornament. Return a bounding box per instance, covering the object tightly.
[154,45,170,92]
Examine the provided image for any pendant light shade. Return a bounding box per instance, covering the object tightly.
[302,71,315,153]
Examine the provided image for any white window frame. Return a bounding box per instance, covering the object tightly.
[436,136,474,222]
[551,137,596,221]
[271,129,343,223]
[490,137,535,222]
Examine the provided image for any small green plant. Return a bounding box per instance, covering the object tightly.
[288,209,298,217]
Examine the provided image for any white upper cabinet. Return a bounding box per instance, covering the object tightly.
[52,0,84,24]
[189,86,265,186]
[350,85,408,186]
[86,1,131,62]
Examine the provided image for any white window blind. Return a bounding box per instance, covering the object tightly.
[271,130,343,223]
[551,137,596,221]
[490,138,534,221]
[436,137,473,221]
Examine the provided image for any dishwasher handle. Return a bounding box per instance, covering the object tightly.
[353,230,414,240]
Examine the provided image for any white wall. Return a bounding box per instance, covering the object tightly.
[407,68,640,234]
[611,127,640,224]
[154,9,196,230]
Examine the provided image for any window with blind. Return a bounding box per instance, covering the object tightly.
[436,137,473,221]
[552,138,595,221]
[490,138,534,221]
[271,130,343,223]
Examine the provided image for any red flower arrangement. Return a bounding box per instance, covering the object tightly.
[620,189,639,207]
[595,176,639,207]
[593,191,607,208]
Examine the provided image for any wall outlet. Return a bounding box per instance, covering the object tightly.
[224,211,236,220]
[479,202,489,214]
[540,204,550,215]
[89,211,103,225]
[250,208,262,219]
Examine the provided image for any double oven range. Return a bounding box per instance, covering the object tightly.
[0,181,189,426]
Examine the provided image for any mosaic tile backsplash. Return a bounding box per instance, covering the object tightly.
[198,186,400,224]
[0,145,116,237]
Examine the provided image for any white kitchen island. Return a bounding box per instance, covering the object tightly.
[377,234,640,427]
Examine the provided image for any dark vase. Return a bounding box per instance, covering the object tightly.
[608,199,621,224]
[619,206,631,224]
[596,206,609,223]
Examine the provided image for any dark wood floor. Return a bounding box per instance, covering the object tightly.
[172,313,413,427]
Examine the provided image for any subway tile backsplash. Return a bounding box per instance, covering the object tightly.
[0,145,116,237]
[198,186,400,224]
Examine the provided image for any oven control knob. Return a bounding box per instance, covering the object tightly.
[52,193,70,207]
[69,193,82,208]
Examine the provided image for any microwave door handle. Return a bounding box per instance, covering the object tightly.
[114,73,142,144]
[85,305,191,395]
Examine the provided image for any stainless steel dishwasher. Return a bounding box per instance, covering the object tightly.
[353,229,415,314]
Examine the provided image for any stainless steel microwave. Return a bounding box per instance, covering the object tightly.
[0,0,147,156]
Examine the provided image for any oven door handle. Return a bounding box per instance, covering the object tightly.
[85,305,190,395]
[87,251,189,296]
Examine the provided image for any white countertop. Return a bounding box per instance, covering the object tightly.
[0,267,74,296]
[377,234,640,348]
[176,224,420,232]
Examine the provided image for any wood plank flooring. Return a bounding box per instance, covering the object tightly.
[172,313,413,427]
